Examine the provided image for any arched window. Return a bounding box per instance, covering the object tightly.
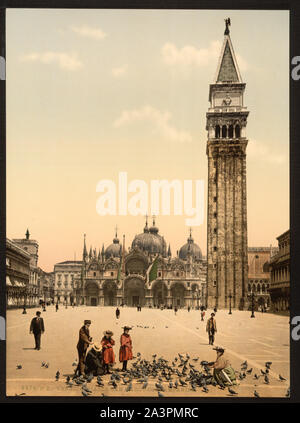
[235,125,241,137]
[228,125,234,138]
[215,125,220,138]
[222,125,227,138]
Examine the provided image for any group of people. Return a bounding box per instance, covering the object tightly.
[75,320,133,377]
[28,306,237,388]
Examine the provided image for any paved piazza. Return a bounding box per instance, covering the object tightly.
[6,306,290,398]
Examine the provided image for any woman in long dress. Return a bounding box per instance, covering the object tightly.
[101,330,115,374]
[119,326,133,372]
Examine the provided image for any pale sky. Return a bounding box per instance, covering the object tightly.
[6,9,289,272]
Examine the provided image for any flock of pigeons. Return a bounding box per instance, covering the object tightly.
[35,352,290,398]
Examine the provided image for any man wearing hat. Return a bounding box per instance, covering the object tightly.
[206,313,217,345]
[208,346,237,388]
[85,343,104,376]
[119,326,133,372]
[101,330,115,374]
[76,320,93,377]
[29,311,45,350]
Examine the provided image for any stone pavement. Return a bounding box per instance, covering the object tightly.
[6,306,290,398]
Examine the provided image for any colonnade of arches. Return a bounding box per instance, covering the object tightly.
[215,124,240,139]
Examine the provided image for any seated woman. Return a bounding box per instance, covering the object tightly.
[208,346,237,388]
[85,343,104,376]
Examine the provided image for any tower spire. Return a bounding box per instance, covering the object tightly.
[83,234,88,260]
[214,18,242,84]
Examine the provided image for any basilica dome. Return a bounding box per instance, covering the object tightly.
[179,231,202,261]
[131,219,167,256]
[105,233,122,259]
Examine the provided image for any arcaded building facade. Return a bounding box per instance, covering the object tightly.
[73,219,207,308]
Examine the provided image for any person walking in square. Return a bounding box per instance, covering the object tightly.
[206,312,217,345]
[119,326,133,372]
[75,320,93,377]
[201,309,205,321]
[29,311,45,350]
[115,307,120,319]
[101,330,115,374]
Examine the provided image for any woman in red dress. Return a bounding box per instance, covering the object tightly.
[119,326,133,372]
[101,330,115,374]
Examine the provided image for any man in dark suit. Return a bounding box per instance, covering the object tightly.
[75,320,93,377]
[30,311,45,350]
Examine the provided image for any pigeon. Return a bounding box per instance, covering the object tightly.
[55,371,60,381]
[41,362,46,367]
[264,375,270,384]
[169,382,173,389]
[142,381,148,389]
[15,393,26,396]
[285,387,290,397]
[72,360,78,367]
[82,383,92,393]
[81,389,91,396]
[126,382,132,392]
[179,378,187,386]
[66,376,70,383]
[44,363,49,368]
[265,361,272,368]
[155,383,164,391]
[16,365,22,370]
[254,374,260,380]
[254,390,260,398]
[202,386,209,393]
[86,373,94,383]
[279,374,286,381]
[246,368,253,374]
[158,391,164,397]
[228,387,238,395]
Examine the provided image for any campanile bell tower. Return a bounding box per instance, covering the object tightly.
[206,19,249,310]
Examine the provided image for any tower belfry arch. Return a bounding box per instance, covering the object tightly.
[206,20,249,310]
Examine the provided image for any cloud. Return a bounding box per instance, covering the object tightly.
[248,139,287,165]
[20,52,83,71]
[161,40,249,73]
[112,64,128,78]
[71,25,107,40]
[114,105,193,143]
[161,40,221,67]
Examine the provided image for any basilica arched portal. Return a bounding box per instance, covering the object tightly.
[171,282,186,308]
[85,281,99,306]
[124,277,145,307]
[103,280,117,306]
[152,280,168,307]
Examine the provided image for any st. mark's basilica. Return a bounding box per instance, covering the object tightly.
[72,218,207,308]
